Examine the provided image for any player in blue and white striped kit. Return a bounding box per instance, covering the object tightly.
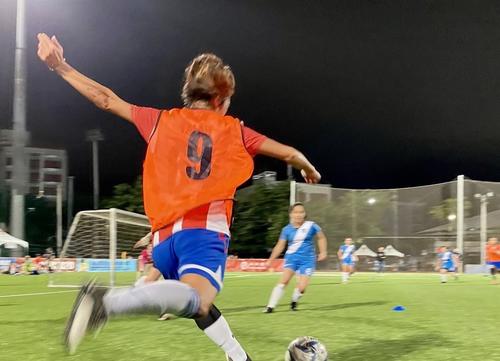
[436,246,458,283]
[264,203,327,312]
[338,238,356,283]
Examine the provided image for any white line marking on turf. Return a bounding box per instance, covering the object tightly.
[0,290,78,298]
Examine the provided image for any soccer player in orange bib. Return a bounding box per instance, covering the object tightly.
[37,34,320,360]
[486,237,500,285]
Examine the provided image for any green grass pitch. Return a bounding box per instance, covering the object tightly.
[0,272,498,361]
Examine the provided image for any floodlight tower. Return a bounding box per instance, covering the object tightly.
[86,129,104,209]
[474,192,494,265]
[10,0,28,239]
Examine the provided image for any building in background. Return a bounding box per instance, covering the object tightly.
[0,129,67,201]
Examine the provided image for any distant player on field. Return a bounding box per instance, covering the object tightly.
[37,33,320,361]
[338,238,356,283]
[376,246,386,273]
[264,202,327,312]
[486,237,500,285]
[436,246,458,283]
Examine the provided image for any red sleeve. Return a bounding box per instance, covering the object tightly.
[131,105,162,142]
[242,126,267,157]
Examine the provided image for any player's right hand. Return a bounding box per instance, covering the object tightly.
[317,252,327,262]
[37,33,65,70]
[301,169,321,184]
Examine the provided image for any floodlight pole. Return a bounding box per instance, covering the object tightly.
[56,184,63,256]
[67,176,74,227]
[86,129,104,210]
[456,175,464,257]
[10,0,28,239]
[475,191,494,265]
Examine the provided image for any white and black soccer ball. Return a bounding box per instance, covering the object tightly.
[284,336,328,361]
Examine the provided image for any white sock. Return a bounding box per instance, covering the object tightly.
[291,288,303,303]
[267,283,285,308]
[104,280,200,317]
[342,272,349,283]
[440,274,447,283]
[204,316,247,361]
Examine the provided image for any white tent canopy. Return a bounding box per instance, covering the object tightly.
[0,229,28,249]
[384,245,404,257]
[354,244,377,257]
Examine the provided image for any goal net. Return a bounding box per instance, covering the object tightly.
[48,208,150,287]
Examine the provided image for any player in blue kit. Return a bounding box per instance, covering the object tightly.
[435,246,458,283]
[264,203,327,312]
[338,238,356,284]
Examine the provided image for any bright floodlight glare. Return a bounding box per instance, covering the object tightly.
[447,214,457,221]
[367,197,376,205]
[474,193,481,199]
[487,192,494,197]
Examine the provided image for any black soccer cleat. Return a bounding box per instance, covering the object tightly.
[63,279,109,354]
[290,301,298,311]
[263,306,274,313]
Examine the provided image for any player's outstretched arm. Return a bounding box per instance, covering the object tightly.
[37,33,132,122]
[257,138,321,184]
[316,231,327,261]
[266,239,287,267]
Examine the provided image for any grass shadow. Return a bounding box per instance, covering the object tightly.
[308,301,388,311]
[333,334,451,361]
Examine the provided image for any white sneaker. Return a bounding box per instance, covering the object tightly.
[64,282,96,354]
[158,313,175,321]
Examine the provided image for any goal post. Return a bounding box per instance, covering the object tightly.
[48,208,151,288]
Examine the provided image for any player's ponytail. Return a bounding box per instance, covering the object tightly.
[182,53,235,107]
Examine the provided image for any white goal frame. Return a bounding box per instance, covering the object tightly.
[48,208,150,288]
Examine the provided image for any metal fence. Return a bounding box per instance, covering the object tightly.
[292,176,499,272]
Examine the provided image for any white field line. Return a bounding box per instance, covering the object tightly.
[0,290,78,298]
[224,271,480,280]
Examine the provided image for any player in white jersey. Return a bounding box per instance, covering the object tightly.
[264,203,327,312]
[338,238,356,283]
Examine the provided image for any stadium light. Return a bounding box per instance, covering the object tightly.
[447,214,456,221]
[367,197,376,205]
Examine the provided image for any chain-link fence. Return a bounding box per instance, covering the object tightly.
[292,176,498,272]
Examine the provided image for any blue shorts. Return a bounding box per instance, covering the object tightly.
[441,261,455,272]
[342,258,354,266]
[152,229,229,292]
[284,256,315,276]
[487,261,500,269]
[441,267,456,272]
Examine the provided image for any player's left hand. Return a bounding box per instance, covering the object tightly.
[37,33,65,70]
[301,169,321,184]
[317,252,327,262]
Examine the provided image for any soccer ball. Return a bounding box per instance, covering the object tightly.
[284,336,328,361]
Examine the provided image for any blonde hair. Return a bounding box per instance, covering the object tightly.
[181,53,235,106]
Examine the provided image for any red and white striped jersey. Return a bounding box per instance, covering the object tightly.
[131,105,267,243]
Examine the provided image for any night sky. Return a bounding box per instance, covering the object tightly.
[2,0,500,197]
